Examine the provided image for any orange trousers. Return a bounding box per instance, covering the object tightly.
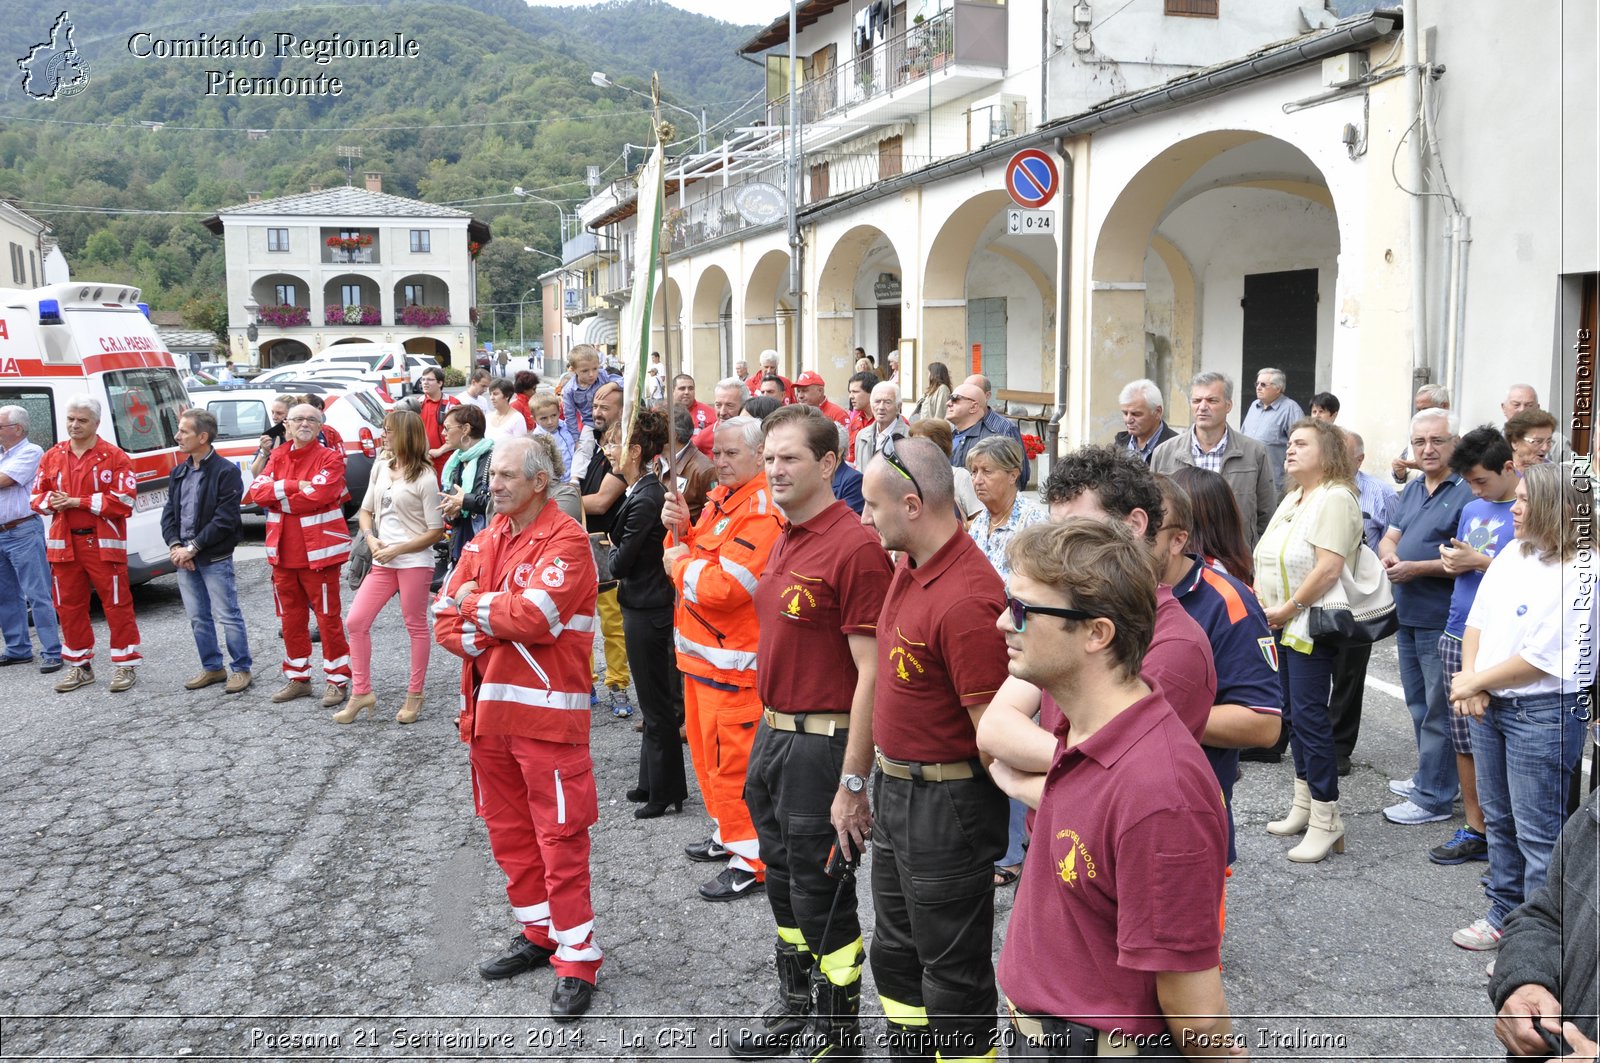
[684,675,764,877]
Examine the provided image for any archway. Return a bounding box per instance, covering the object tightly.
[744,250,792,375]
[1089,130,1342,443]
[815,225,904,394]
[648,277,684,375]
[261,339,312,368]
[691,265,733,386]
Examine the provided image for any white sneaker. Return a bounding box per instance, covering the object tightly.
[1384,799,1451,825]
[1452,918,1503,951]
[1387,777,1416,798]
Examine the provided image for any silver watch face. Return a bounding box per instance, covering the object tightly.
[842,774,866,793]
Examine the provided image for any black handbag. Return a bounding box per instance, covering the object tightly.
[1305,541,1398,646]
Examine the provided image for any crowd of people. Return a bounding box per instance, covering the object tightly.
[0,348,1593,1057]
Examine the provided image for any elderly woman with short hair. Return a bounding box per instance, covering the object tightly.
[1504,409,1558,474]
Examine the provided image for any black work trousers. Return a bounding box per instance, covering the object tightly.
[870,770,1007,1057]
[624,604,686,806]
[744,720,860,962]
[1328,640,1373,760]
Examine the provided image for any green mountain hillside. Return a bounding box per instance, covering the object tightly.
[1,0,761,341]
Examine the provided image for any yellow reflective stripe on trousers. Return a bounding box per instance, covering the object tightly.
[776,925,810,952]
[817,936,862,986]
[878,996,928,1027]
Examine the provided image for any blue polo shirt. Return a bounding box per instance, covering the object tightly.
[1444,497,1516,638]
[1170,555,1282,865]
[1389,474,1472,628]
[831,460,864,515]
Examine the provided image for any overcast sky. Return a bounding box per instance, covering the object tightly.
[523,0,790,27]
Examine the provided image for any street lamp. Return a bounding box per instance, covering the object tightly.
[512,187,571,244]
[523,245,562,264]
[591,71,708,154]
[518,285,540,363]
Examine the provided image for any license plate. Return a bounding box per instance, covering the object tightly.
[135,488,168,512]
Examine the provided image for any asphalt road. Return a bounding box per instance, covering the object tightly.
[0,517,1508,1061]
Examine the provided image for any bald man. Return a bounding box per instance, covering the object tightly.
[958,375,1029,488]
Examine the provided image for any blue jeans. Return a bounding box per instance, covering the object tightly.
[1000,797,1028,868]
[1470,691,1588,928]
[1281,635,1339,802]
[177,557,252,673]
[0,518,62,662]
[1396,624,1459,815]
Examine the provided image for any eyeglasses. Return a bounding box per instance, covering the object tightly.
[879,433,922,499]
[1004,594,1099,632]
[1522,436,1553,449]
[1409,436,1452,449]
[286,416,321,425]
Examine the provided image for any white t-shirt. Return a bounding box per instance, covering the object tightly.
[1466,542,1597,696]
[485,408,528,441]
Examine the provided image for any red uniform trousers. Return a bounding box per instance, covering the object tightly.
[51,536,141,668]
[470,734,603,982]
[684,676,765,877]
[270,566,350,687]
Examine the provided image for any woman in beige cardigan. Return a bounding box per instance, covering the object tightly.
[337,410,445,725]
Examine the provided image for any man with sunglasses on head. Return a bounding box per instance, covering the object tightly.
[728,404,892,1063]
[977,520,1241,1058]
[858,434,1012,1061]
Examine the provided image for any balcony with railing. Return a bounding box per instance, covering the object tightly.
[322,229,381,265]
[766,3,1008,130]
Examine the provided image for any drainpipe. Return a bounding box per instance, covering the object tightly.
[1402,0,1427,387]
[786,0,804,367]
[1045,136,1074,470]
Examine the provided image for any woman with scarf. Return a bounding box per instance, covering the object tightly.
[440,404,493,563]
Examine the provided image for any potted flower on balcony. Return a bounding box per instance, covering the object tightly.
[400,304,450,328]
[468,241,482,258]
[325,235,343,250]
[258,303,309,328]
[357,233,373,248]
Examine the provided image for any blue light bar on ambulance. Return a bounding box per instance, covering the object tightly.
[138,302,151,319]
[39,299,63,325]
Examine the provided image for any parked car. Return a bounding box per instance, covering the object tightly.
[189,383,386,515]
[306,342,414,397]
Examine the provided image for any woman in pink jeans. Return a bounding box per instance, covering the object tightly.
[336,410,444,725]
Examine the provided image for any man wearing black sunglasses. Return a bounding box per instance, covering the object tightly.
[977,520,1239,1058]
[858,436,1011,1060]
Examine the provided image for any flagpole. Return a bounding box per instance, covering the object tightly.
[653,72,681,490]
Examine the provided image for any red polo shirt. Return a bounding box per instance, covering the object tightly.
[753,500,892,713]
[1038,586,1215,744]
[874,529,1009,762]
[816,399,850,427]
[998,684,1228,1034]
[419,394,460,476]
[747,372,797,404]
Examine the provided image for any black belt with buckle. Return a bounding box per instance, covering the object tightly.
[70,528,94,536]
[0,516,32,532]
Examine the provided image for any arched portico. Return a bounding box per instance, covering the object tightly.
[814,225,904,393]
[691,265,733,385]
[744,250,794,376]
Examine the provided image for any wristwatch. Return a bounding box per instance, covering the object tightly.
[840,773,868,794]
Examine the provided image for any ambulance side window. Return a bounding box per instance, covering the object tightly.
[205,400,268,440]
[0,389,57,449]
[101,369,185,454]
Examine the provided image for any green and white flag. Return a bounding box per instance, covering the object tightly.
[619,142,664,452]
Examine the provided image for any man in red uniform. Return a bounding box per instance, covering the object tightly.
[794,371,850,428]
[418,367,460,479]
[746,349,795,404]
[858,436,1012,1061]
[662,415,784,902]
[978,520,1241,1057]
[730,404,893,1063]
[432,435,602,1021]
[244,403,352,707]
[673,373,716,448]
[30,396,142,694]
[693,377,746,456]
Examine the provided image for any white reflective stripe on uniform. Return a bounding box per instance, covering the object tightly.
[111,493,134,508]
[674,631,758,672]
[274,480,289,504]
[459,624,484,657]
[98,540,126,553]
[564,613,597,632]
[88,493,103,515]
[110,574,120,604]
[553,768,566,824]
[477,682,587,711]
[754,489,769,515]
[549,918,595,947]
[321,582,328,614]
[305,542,349,562]
[512,901,551,924]
[46,539,65,550]
[512,642,551,687]
[109,645,140,662]
[301,508,344,527]
[520,588,561,633]
[476,591,501,637]
[681,559,709,604]
[554,941,604,963]
[429,595,457,618]
[322,655,350,670]
[719,557,759,596]
[265,511,281,523]
[284,656,310,667]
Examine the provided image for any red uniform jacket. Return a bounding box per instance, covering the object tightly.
[244,442,351,570]
[669,473,782,687]
[30,439,136,563]
[420,394,460,474]
[433,501,599,746]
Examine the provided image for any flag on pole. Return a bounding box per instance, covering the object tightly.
[618,140,665,453]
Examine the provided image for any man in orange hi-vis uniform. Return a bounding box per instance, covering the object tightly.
[661,414,784,903]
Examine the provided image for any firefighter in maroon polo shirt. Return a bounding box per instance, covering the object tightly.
[858,436,1012,1061]
[728,405,892,1063]
[978,520,1243,1058]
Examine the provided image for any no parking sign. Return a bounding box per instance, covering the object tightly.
[1005,149,1059,209]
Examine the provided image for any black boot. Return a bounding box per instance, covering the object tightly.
[884,1021,934,1061]
[800,970,863,1063]
[729,941,814,1058]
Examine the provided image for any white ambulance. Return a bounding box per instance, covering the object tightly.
[0,282,191,584]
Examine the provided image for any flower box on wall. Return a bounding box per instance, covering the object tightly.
[257,304,309,328]
[399,305,450,328]
[326,304,379,326]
